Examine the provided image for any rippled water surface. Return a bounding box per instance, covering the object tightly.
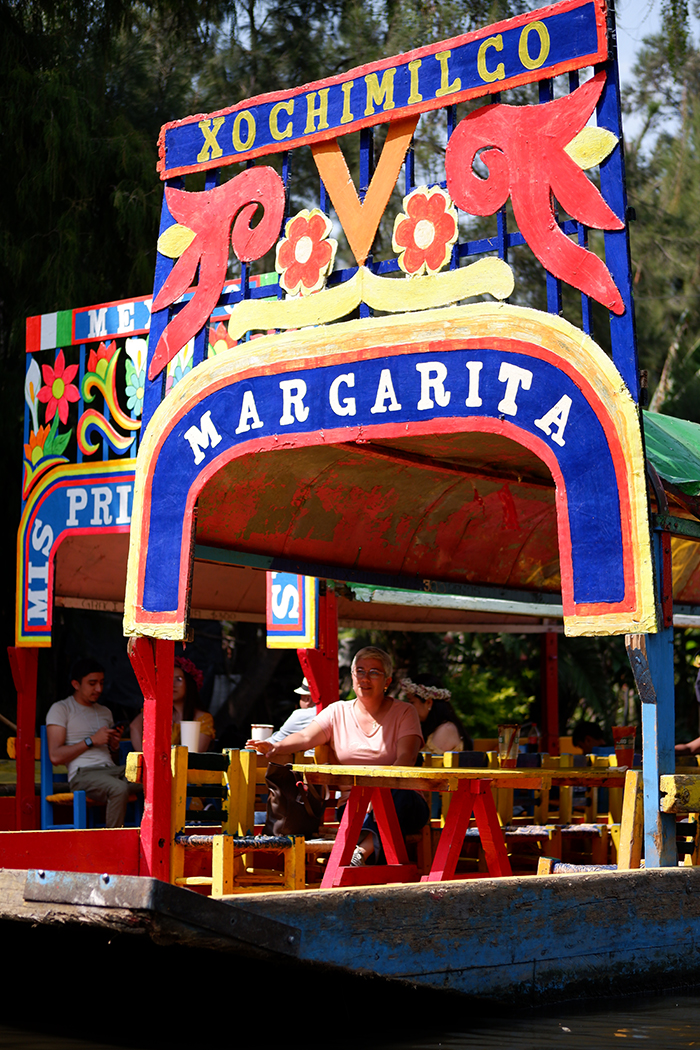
[5,991,700,1050]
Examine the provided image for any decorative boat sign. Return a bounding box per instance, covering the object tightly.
[118,0,654,643]
[159,0,607,177]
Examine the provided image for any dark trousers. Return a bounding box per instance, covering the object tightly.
[338,789,429,864]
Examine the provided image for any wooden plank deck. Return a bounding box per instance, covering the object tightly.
[6,864,700,1005]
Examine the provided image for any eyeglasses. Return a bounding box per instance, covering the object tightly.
[353,668,385,680]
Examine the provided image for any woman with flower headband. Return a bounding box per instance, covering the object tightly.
[129,656,215,753]
[401,674,472,754]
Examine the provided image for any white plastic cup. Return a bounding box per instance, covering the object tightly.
[180,720,201,752]
[251,724,274,741]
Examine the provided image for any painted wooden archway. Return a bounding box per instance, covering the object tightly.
[124,303,655,640]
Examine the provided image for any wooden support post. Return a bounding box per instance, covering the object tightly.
[8,646,38,830]
[284,836,306,890]
[642,622,677,866]
[297,584,338,709]
[221,749,235,835]
[540,630,559,756]
[128,636,173,880]
[212,835,234,897]
[626,549,676,869]
[558,754,573,824]
[534,756,555,825]
[170,745,188,885]
[584,786,599,824]
[617,769,644,870]
[238,749,256,836]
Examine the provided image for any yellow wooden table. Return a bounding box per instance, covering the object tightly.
[297,764,629,793]
[293,763,515,887]
[295,764,631,886]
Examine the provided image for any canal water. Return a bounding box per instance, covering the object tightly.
[4,990,700,1049]
[5,919,699,1049]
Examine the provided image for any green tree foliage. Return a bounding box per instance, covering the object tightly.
[624,32,700,420]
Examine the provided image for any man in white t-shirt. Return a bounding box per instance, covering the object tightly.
[267,677,317,747]
[46,659,137,828]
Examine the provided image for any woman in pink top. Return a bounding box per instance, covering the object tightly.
[247,646,428,864]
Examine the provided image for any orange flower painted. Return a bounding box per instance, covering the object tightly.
[275,209,337,296]
[24,425,51,465]
[37,349,80,424]
[208,321,237,356]
[392,186,459,276]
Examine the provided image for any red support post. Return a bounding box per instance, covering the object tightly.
[7,647,38,830]
[541,630,560,757]
[128,635,173,880]
[297,585,338,709]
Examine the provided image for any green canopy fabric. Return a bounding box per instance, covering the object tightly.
[643,411,700,495]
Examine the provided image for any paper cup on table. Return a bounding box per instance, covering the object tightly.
[612,725,636,768]
[498,723,521,769]
[180,720,201,752]
[251,724,274,741]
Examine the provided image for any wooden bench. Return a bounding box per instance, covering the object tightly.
[537,770,644,873]
[127,746,335,894]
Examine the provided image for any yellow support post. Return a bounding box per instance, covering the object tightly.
[212,835,234,897]
[617,769,644,870]
[170,745,188,886]
[558,753,573,824]
[284,836,306,890]
[534,755,554,825]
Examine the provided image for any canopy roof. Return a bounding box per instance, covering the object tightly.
[48,411,700,631]
[643,412,700,496]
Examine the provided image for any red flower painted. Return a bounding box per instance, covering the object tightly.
[392,186,458,276]
[275,209,337,296]
[37,349,79,424]
[87,339,118,375]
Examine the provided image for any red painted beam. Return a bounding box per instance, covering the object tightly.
[7,647,38,830]
[129,636,173,880]
[541,632,559,756]
[0,828,140,874]
[0,797,17,831]
[297,586,338,710]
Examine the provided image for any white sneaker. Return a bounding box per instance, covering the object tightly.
[351,846,365,866]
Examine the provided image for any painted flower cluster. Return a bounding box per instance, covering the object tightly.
[23,338,144,499]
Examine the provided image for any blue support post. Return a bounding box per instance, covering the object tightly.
[642,531,677,867]
[596,2,640,402]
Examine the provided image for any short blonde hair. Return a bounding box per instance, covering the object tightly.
[351,646,393,677]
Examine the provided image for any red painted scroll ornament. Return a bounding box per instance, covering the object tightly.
[149,167,285,380]
[445,71,625,314]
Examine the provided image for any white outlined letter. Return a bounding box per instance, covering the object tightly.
[184,410,222,464]
[279,379,309,425]
[497,362,533,416]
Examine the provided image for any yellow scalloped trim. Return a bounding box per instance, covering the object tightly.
[227,258,514,342]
